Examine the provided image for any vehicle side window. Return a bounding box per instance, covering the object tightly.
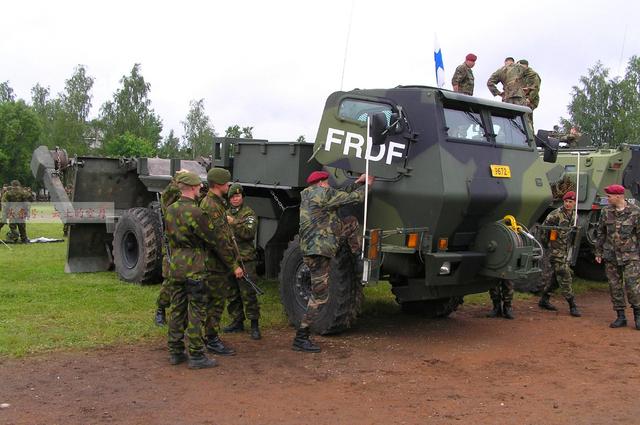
[339,99,392,125]
[491,115,528,147]
[443,108,487,141]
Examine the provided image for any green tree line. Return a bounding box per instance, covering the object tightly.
[0,64,255,187]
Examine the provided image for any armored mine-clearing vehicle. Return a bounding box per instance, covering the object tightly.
[32,86,558,334]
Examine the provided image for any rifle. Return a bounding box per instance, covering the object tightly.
[156,193,172,264]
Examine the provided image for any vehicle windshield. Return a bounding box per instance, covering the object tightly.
[339,99,392,125]
[491,114,528,147]
[443,108,487,141]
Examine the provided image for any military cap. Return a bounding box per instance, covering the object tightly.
[562,191,576,201]
[518,59,529,66]
[11,180,21,187]
[465,53,477,62]
[604,184,625,195]
[207,167,231,185]
[306,170,329,185]
[174,171,202,186]
[228,183,243,196]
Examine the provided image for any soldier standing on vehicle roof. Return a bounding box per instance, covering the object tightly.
[487,57,527,106]
[222,183,262,340]
[164,171,223,369]
[595,184,640,330]
[292,170,374,353]
[538,191,582,317]
[451,53,477,95]
[518,59,541,131]
[200,168,244,356]
[154,170,190,326]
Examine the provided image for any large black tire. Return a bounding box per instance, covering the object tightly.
[399,297,464,318]
[113,207,163,284]
[279,237,362,335]
[574,256,607,281]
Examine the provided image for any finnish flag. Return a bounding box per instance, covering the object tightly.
[434,34,445,88]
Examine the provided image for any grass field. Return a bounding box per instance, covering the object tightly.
[0,220,606,358]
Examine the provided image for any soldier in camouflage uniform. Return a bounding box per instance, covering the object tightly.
[222,183,262,340]
[595,184,640,330]
[164,171,222,369]
[451,53,477,95]
[1,180,32,243]
[518,59,541,132]
[154,170,190,326]
[200,168,243,355]
[486,280,515,319]
[292,170,374,353]
[538,191,582,317]
[487,57,527,106]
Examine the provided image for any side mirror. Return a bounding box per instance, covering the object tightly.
[369,112,388,145]
[543,137,559,163]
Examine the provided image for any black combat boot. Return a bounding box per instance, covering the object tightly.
[188,354,218,369]
[292,327,321,353]
[633,308,640,330]
[567,297,582,317]
[250,319,261,340]
[538,293,558,311]
[610,310,627,328]
[502,302,515,320]
[168,352,188,365]
[223,320,244,333]
[486,300,502,318]
[154,306,166,326]
[206,336,236,356]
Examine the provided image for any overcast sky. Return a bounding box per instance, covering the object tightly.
[2,0,639,144]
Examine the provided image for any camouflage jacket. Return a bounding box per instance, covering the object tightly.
[2,186,33,202]
[164,197,220,281]
[160,178,182,215]
[487,63,526,101]
[200,191,240,273]
[595,202,640,265]
[229,204,257,262]
[542,206,574,261]
[523,68,541,109]
[451,63,474,95]
[299,182,365,257]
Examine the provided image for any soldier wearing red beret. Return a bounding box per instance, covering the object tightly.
[292,170,374,352]
[595,184,640,330]
[538,191,582,317]
[452,53,477,95]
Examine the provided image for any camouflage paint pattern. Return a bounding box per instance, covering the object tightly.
[312,86,551,299]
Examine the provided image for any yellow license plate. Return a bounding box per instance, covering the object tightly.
[490,165,511,178]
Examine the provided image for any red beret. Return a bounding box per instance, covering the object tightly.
[466,53,477,62]
[604,184,625,195]
[562,191,576,201]
[306,170,329,185]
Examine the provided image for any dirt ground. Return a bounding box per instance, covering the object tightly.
[1,290,639,425]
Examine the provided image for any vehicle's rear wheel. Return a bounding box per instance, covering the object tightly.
[113,207,163,284]
[279,237,362,335]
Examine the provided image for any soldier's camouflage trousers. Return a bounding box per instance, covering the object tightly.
[300,255,331,329]
[489,279,514,304]
[204,273,230,340]
[334,215,361,255]
[605,260,640,310]
[227,261,260,322]
[542,260,574,299]
[6,222,27,242]
[156,279,172,309]
[167,278,209,357]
